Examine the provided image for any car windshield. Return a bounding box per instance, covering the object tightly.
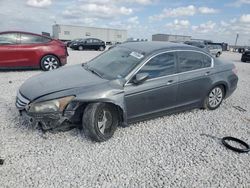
[85,47,145,80]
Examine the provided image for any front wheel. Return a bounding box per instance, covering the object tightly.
[40,55,60,71]
[203,86,224,110]
[78,46,84,51]
[82,103,118,142]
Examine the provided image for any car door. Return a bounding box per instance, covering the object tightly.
[16,33,45,67]
[85,39,93,50]
[0,32,19,67]
[176,51,214,107]
[92,39,100,50]
[124,51,179,121]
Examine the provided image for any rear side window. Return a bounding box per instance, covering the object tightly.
[138,52,176,79]
[20,34,50,44]
[178,51,212,72]
[203,55,212,67]
[93,39,100,43]
[0,33,18,45]
[42,37,51,43]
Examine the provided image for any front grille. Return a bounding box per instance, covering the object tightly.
[16,91,30,110]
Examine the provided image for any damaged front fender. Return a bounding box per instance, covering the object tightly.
[73,79,128,126]
[20,79,128,130]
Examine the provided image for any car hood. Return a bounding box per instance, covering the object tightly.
[19,64,107,101]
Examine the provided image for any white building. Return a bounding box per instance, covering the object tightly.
[152,34,191,43]
[52,24,127,43]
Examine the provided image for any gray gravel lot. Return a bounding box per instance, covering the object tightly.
[0,50,249,188]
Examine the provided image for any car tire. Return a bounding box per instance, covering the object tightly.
[82,102,118,142]
[40,55,60,71]
[216,52,220,57]
[78,46,84,51]
[99,46,105,51]
[203,85,224,110]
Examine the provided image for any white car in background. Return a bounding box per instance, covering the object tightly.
[207,44,223,57]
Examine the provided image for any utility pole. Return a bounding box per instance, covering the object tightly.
[234,33,239,48]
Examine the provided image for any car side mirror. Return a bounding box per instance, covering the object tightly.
[133,73,149,85]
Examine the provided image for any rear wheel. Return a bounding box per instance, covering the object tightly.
[82,103,118,142]
[99,46,105,51]
[203,86,224,110]
[40,55,60,71]
[216,52,221,57]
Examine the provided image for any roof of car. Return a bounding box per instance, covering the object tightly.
[118,41,207,55]
[0,31,52,39]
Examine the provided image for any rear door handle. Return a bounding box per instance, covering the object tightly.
[205,71,210,75]
[167,80,174,85]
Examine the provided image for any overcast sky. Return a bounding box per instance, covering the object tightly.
[0,0,250,45]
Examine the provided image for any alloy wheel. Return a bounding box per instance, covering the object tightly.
[43,56,59,71]
[99,46,104,51]
[97,109,112,134]
[78,46,83,51]
[208,87,223,108]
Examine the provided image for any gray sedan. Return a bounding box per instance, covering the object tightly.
[16,42,238,142]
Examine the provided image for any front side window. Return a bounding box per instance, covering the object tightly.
[0,33,18,45]
[137,52,176,79]
[86,39,93,43]
[178,51,211,72]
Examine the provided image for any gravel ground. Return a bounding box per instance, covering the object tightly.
[0,50,249,188]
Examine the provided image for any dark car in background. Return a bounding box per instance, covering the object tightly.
[69,38,106,51]
[0,31,68,71]
[65,38,82,47]
[16,42,238,142]
[238,48,245,53]
[241,50,250,62]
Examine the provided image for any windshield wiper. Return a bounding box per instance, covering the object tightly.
[82,64,103,78]
[88,67,103,78]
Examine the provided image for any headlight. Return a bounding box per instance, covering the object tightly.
[28,96,75,113]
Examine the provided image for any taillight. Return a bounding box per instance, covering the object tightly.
[65,46,69,56]
[232,67,238,75]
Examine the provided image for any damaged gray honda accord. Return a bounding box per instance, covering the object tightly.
[16,42,238,142]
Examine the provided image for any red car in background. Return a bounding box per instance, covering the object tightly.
[0,31,68,71]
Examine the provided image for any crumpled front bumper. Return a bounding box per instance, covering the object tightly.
[20,110,76,131]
